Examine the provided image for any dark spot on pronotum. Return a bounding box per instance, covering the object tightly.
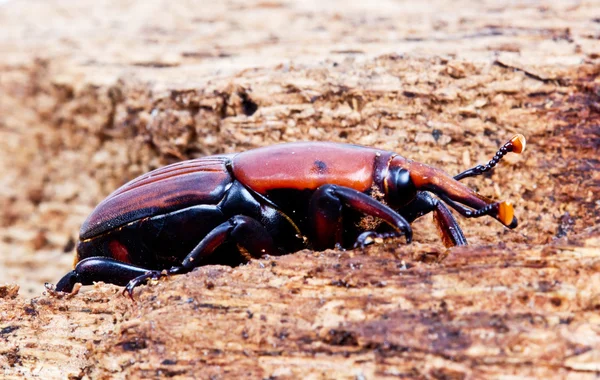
[313,160,328,174]
[240,92,258,116]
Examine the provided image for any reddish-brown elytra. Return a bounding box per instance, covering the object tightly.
[55,135,526,296]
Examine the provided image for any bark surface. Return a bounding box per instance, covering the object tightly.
[1,0,599,378]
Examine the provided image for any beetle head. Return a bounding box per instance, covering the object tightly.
[384,158,418,208]
[385,134,526,228]
[406,158,517,227]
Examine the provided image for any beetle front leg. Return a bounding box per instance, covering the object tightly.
[394,192,467,248]
[124,215,279,296]
[55,257,153,293]
[308,184,412,250]
[432,200,467,247]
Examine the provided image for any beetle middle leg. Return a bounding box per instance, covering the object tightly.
[124,215,279,296]
[308,184,412,250]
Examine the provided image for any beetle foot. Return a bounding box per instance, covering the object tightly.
[123,270,166,299]
[54,270,79,293]
[354,231,408,249]
[45,281,82,297]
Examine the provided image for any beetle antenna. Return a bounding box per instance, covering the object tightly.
[454,134,526,181]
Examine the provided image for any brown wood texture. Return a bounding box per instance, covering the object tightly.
[1,0,599,378]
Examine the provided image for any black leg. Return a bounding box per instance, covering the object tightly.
[432,201,467,247]
[55,257,152,293]
[396,192,467,247]
[308,184,412,250]
[124,215,278,296]
[354,200,467,248]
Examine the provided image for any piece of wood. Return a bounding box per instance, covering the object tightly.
[1,0,599,378]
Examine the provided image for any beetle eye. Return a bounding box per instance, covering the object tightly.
[387,167,416,207]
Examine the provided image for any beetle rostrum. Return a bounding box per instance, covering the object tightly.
[55,135,526,296]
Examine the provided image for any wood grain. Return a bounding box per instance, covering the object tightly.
[1,0,599,378]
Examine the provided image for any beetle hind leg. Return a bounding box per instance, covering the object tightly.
[124,215,279,296]
[55,257,154,293]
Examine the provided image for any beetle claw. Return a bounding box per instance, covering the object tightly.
[354,231,376,248]
[354,229,411,249]
[123,270,165,299]
[123,285,136,301]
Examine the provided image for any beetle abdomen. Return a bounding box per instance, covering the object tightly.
[80,155,235,240]
[232,142,392,194]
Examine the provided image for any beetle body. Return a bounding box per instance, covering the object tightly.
[56,136,525,294]
[76,153,304,272]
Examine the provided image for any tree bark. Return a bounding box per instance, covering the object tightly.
[1,0,599,378]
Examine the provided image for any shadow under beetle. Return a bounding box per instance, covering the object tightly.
[55,135,526,296]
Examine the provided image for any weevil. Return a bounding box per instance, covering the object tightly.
[55,135,526,295]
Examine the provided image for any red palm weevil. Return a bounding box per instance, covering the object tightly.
[55,135,526,295]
